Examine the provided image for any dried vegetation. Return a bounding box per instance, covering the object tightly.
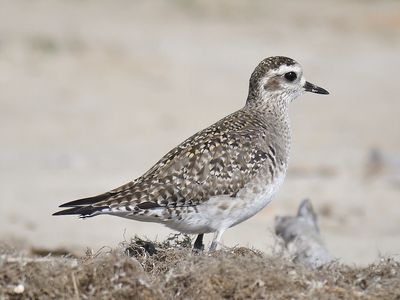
[1,236,400,299]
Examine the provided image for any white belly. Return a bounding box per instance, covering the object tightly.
[164,171,286,234]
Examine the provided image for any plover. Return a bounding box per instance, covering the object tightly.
[54,56,329,251]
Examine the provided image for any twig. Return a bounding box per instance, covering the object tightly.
[71,272,80,300]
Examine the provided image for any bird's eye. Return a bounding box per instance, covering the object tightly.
[284,72,297,82]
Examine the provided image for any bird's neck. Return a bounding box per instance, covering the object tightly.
[245,93,290,122]
[245,93,292,163]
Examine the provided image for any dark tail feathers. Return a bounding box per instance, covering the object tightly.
[53,193,111,217]
[52,205,109,217]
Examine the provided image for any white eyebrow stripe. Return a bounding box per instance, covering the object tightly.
[274,64,302,75]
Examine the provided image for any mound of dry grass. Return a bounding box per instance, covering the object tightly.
[1,236,400,299]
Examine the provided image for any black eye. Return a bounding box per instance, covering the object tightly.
[284,72,297,82]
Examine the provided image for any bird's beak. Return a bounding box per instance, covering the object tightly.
[304,81,329,95]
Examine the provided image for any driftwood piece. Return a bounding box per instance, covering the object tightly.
[275,199,333,268]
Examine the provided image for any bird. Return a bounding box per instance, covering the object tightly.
[53,56,329,251]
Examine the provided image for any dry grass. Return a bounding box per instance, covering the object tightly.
[1,236,400,300]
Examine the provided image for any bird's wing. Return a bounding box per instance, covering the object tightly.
[54,110,278,216]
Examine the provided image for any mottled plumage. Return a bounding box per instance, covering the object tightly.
[54,56,329,250]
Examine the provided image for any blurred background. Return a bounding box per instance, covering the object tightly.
[1,0,399,265]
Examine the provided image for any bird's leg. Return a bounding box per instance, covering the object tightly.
[193,234,204,252]
[209,230,225,251]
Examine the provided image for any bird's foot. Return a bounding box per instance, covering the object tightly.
[192,234,204,253]
[209,241,218,252]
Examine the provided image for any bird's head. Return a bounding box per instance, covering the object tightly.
[247,56,329,109]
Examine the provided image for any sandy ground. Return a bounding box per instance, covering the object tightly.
[1,0,400,265]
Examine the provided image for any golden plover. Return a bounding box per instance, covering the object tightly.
[54,56,329,251]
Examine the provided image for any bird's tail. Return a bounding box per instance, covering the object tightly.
[52,193,111,218]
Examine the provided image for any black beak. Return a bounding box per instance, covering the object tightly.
[304,81,329,95]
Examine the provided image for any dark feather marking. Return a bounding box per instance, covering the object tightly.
[269,165,275,180]
[267,153,277,168]
[53,206,109,216]
[136,202,162,209]
[268,145,276,155]
[230,189,240,198]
